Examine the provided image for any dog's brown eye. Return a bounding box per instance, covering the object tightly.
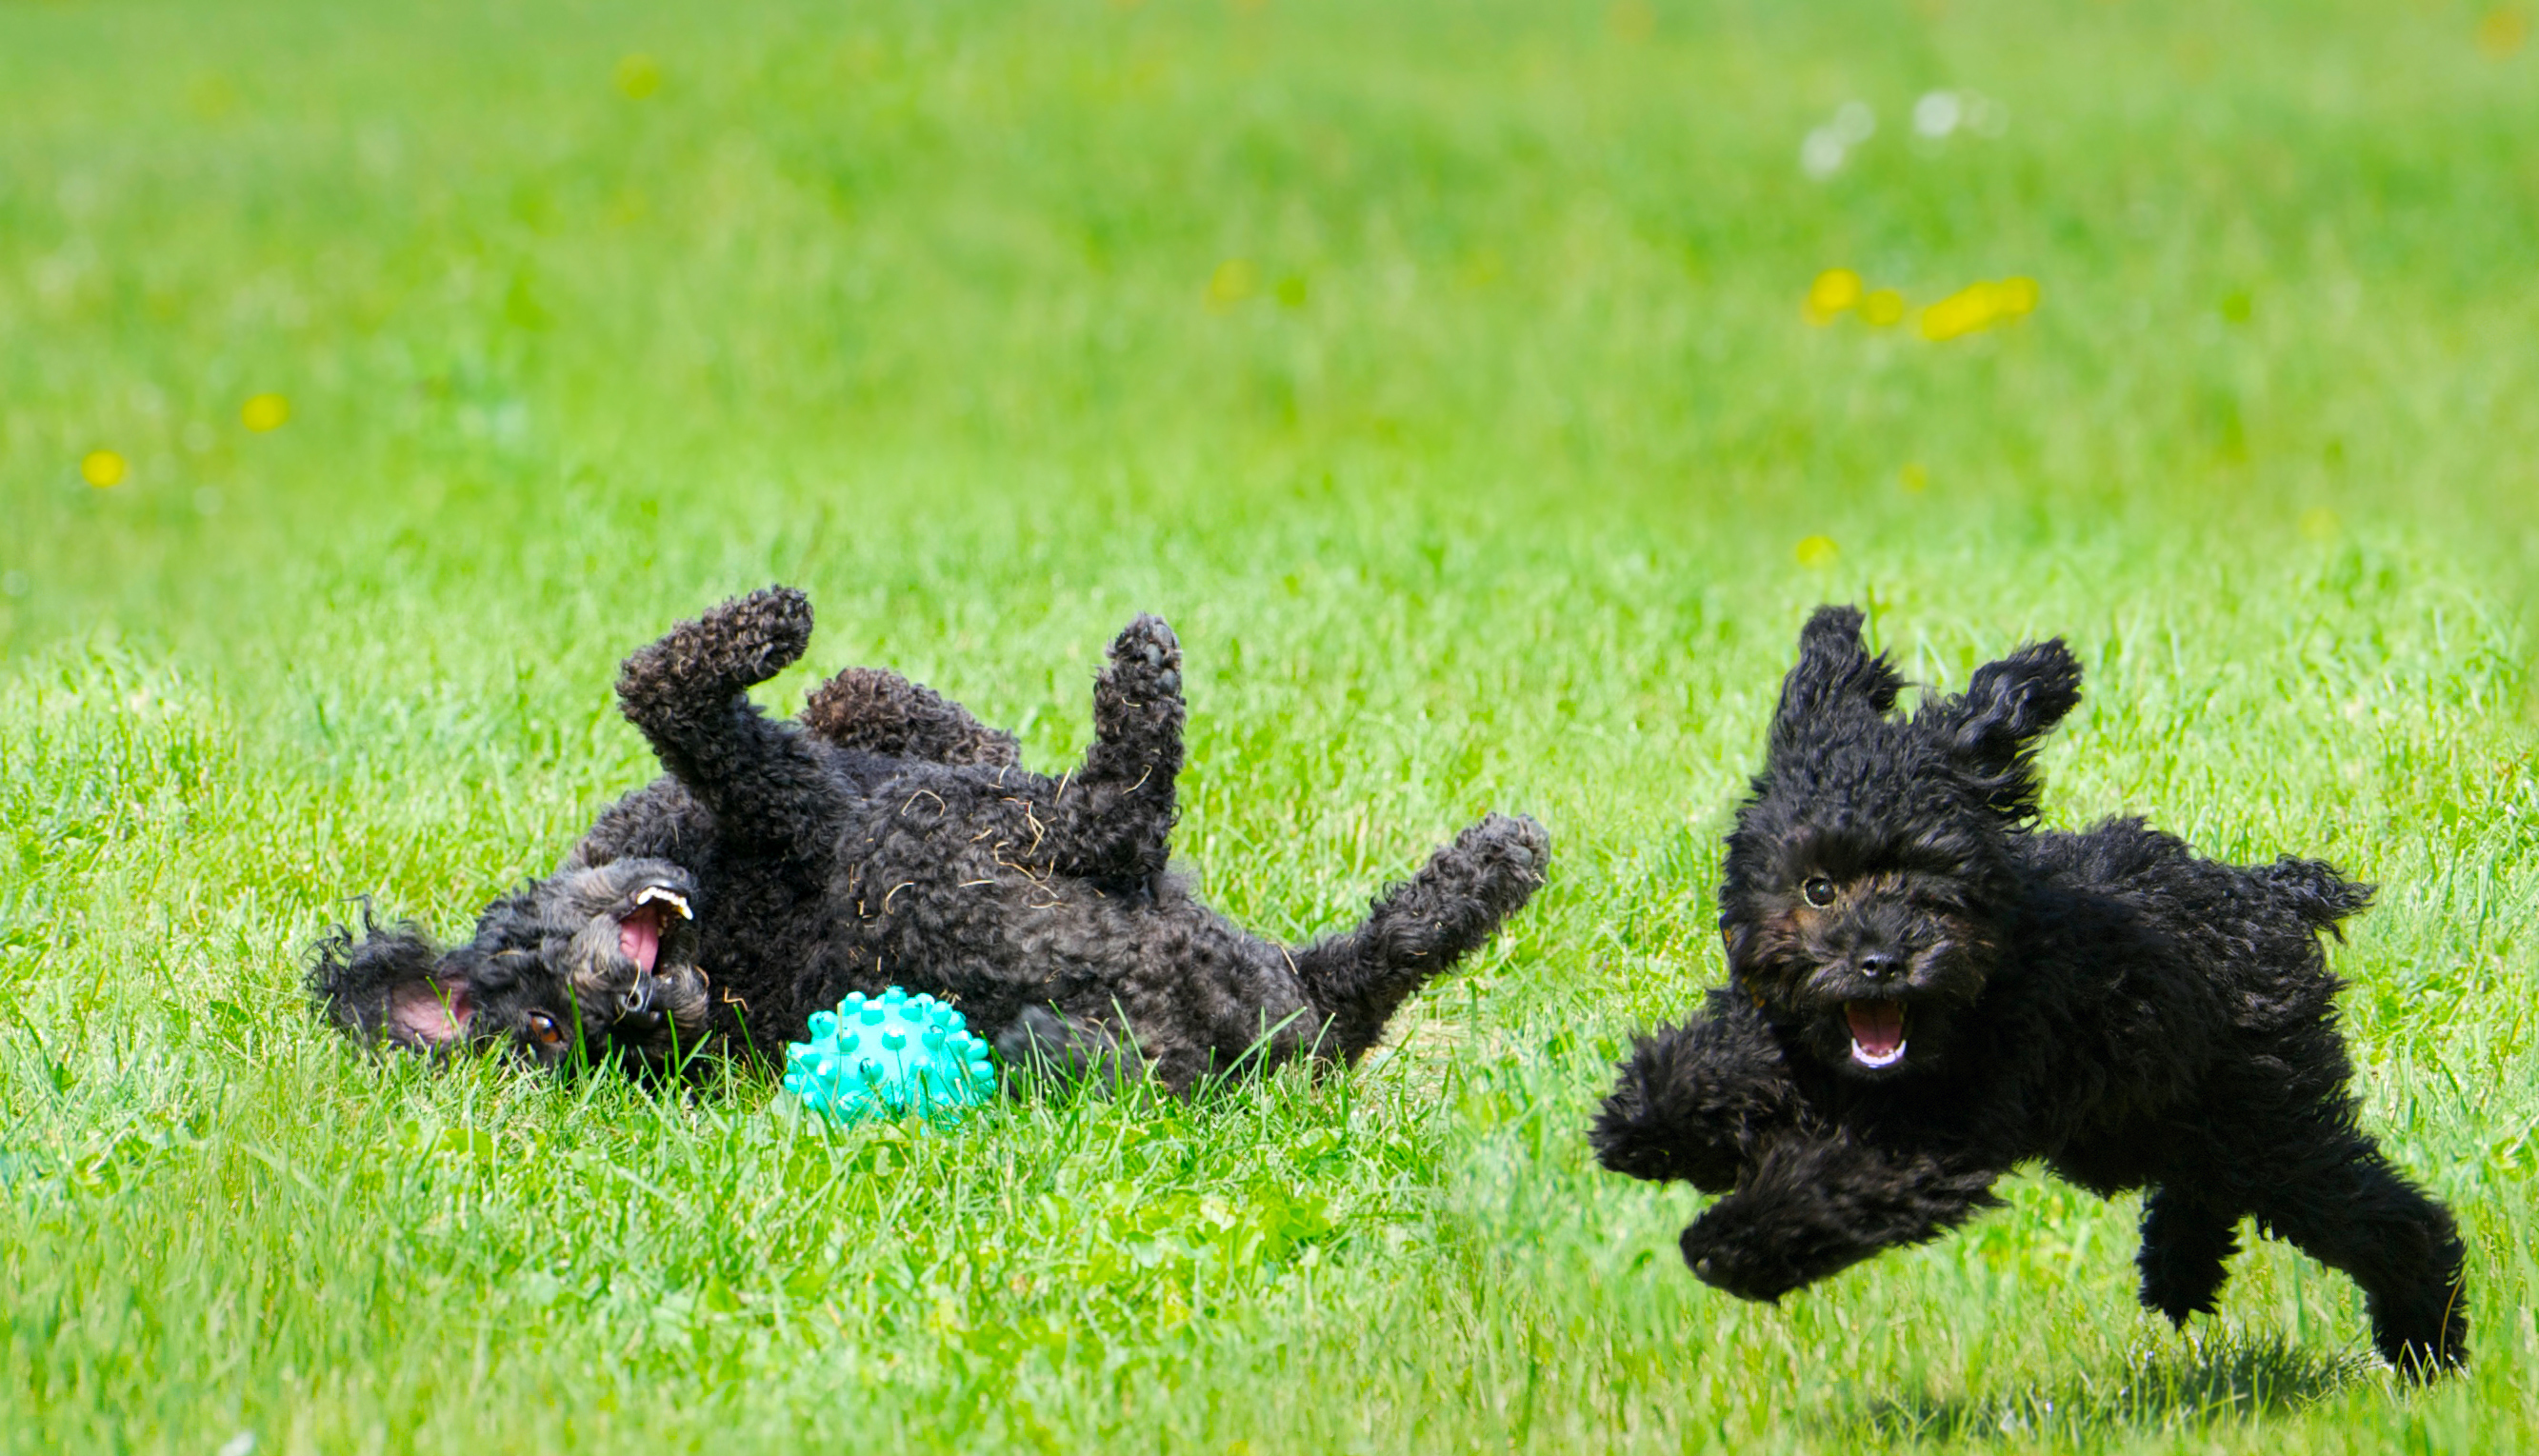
[527,1012,565,1047]
[1802,877,1838,908]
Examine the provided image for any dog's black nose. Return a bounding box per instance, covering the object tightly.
[1859,949,1905,981]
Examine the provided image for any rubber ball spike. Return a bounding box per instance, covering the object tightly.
[781,986,999,1127]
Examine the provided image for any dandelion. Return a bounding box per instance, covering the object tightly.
[1861,288,1907,327]
[1921,289,1990,341]
[1795,534,1839,568]
[1206,258,1258,311]
[1919,276,2040,341]
[614,53,663,99]
[1804,269,1864,325]
[187,75,239,123]
[80,449,126,488]
[2477,8,2528,56]
[240,392,290,431]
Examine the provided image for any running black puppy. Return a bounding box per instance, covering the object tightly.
[317,588,1549,1091]
[1591,607,2466,1376]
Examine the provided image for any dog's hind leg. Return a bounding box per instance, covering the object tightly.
[614,587,840,852]
[1019,615,1187,886]
[802,668,1021,768]
[993,1005,1133,1085]
[2135,1186,2243,1326]
[1592,990,1803,1193]
[2248,1135,2468,1377]
[1288,813,1550,1063]
[1674,1132,2005,1302]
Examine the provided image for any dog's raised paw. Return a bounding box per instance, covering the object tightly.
[712,585,814,679]
[1106,615,1183,694]
[1678,1200,1813,1304]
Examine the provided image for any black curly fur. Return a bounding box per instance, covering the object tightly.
[1591,605,2467,1379]
[799,667,1022,768]
[315,588,1549,1094]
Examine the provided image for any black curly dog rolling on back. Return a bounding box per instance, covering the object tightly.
[315,588,1549,1091]
[1590,606,2466,1377]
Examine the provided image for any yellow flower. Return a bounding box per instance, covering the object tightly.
[1206,258,1258,311]
[1795,534,1839,568]
[1860,288,1908,327]
[1919,284,1997,341]
[81,449,127,488]
[1920,276,2041,341]
[2477,8,2528,56]
[241,392,290,431]
[1804,269,1864,325]
[614,53,663,99]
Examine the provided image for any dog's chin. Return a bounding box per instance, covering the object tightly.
[576,967,710,1068]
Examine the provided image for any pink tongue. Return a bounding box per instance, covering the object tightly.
[1846,1001,1905,1055]
[619,909,662,974]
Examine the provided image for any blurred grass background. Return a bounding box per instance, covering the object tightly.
[3,0,2536,1450]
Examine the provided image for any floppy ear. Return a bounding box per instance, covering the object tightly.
[307,916,478,1050]
[1770,605,1905,746]
[383,965,476,1048]
[1924,638,2083,817]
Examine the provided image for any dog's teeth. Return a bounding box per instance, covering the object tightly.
[1850,1038,1908,1069]
[635,887,693,918]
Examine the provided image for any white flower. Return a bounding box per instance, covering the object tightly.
[1913,90,1962,138]
[1801,129,1848,179]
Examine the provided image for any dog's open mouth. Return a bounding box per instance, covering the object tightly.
[618,886,693,975]
[1845,1000,1907,1068]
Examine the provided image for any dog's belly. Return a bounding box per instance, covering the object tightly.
[2045,1141,2159,1196]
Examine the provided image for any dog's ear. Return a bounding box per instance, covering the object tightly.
[308,917,479,1049]
[1769,605,1905,746]
[1924,638,2083,817]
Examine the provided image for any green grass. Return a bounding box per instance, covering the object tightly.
[5,0,2537,1449]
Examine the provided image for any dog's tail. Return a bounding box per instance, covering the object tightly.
[2258,856,2374,939]
[1287,813,1549,1064]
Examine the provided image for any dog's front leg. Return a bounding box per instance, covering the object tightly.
[1029,614,1186,886]
[1592,993,1800,1193]
[614,587,841,855]
[1675,1131,2002,1302]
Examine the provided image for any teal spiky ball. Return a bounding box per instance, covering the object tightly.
[781,987,997,1127]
